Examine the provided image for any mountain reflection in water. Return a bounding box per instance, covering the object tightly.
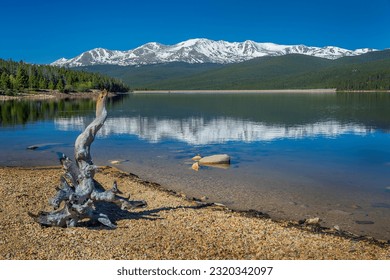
[55,116,372,144]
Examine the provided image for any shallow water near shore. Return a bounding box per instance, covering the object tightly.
[1,92,389,240]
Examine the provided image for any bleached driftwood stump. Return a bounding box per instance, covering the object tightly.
[30,90,146,228]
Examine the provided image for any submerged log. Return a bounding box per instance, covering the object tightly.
[29,90,146,228]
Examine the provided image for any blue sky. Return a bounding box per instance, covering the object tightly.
[1,0,389,64]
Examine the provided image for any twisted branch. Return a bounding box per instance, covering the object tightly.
[30,90,146,228]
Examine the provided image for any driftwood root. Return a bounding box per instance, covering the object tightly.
[31,90,146,228]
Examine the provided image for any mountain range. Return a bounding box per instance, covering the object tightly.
[51,38,377,67]
[71,49,390,91]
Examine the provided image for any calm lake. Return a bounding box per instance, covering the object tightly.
[1,92,390,240]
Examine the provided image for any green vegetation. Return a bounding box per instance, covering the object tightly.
[0,94,126,126]
[0,98,93,125]
[76,50,390,91]
[0,59,129,95]
[75,62,223,90]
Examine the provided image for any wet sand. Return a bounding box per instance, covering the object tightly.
[0,166,388,260]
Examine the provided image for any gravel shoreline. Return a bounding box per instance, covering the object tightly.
[0,90,118,101]
[0,166,389,260]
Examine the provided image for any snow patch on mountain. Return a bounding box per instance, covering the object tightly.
[51,38,377,67]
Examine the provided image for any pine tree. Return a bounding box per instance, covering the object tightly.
[0,72,11,90]
[48,80,55,90]
[15,65,29,90]
[28,66,39,90]
[56,78,65,92]
[39,78,48,89]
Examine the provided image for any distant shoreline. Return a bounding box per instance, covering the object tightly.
[0,90,117,101]
[132,89,337,94]
[2,89,389,101]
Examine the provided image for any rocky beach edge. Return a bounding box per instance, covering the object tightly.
[0,165,389,260]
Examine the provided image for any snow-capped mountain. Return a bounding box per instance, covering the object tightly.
[51,38,377,67]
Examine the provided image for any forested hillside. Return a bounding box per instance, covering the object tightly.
[76,62,224,90]
[0,59,129,95]
[74,50,390,91]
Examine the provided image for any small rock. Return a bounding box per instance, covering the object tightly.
[191,162,199,171]
[333,225,341,231]
[305,217,321,225]
[213,202,226,207]
[109,159,128,165]
[199,154,230,165]
[200,196,208,201]
[179,192,187,198]
[27,145,39,150]
[192,155,202,161]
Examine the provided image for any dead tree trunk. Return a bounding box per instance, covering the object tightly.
[30,90,146,228]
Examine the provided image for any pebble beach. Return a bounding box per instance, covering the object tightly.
[0,166,388,260]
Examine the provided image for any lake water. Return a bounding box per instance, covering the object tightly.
[1,92,389,240]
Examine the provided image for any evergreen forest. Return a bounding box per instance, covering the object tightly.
[77,50,390,91]
[0,59,129,95]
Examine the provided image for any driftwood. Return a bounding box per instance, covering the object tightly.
[29,90,146,228]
